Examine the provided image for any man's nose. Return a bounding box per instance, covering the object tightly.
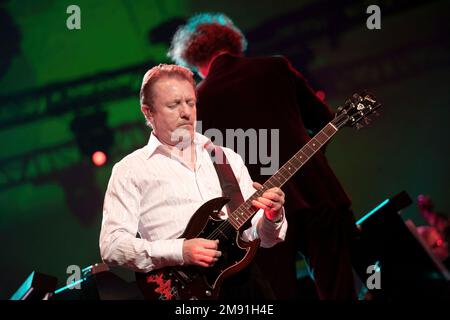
[180,102,191,118]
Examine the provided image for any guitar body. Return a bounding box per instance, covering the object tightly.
[136,197,260,300]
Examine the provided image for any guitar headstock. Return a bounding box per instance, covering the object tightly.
[332,92,381,130]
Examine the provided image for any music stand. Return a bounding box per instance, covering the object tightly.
[10,271,57,300]
[356,191,450,300]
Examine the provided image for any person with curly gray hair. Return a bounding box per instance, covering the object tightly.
[168,13,359,300]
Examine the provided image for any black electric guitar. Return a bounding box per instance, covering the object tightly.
[136,92,381,300]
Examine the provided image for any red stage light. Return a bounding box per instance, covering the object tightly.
[92,151,107,167]
[316,90,326,101]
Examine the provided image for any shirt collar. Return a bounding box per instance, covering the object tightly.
[145,131,212,159]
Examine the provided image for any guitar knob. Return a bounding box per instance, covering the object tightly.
[205,290,212,297]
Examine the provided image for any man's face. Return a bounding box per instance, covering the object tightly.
[146,76,197,146]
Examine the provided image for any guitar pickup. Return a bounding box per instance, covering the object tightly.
[173,269,193,283]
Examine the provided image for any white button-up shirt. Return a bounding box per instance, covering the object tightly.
[99,132,287,272]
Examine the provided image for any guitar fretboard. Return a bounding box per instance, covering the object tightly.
[227,123,338,230]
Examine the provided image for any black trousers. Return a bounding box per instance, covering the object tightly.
[218,261,276,300]
[254,205,360,300]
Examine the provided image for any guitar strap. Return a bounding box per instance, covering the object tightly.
[204,142,244,213]
[204,142,276,299]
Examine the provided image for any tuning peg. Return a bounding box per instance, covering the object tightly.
[352,93,362,101]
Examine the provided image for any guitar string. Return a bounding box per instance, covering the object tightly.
[206,148,309,240]
[205,200,258,240]
[206,124,336,240]
[209,171,291,240]
[205,191,264,240]
[204,104,372,240]
[206,156,305,240]
[206,178,280,240]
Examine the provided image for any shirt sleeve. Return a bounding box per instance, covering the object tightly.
[223,148,287,248]
[99,162,184,272]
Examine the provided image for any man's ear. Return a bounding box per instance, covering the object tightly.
[141,104,155,127]
[141,104,152,119]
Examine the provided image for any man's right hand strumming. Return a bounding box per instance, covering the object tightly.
[183,238,222,267]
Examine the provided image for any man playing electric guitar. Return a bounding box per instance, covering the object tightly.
[99,64,288,300]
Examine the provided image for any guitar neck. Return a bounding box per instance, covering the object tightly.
[228,122,339,230]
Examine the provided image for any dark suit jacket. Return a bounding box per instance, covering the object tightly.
[198,53,350,211]
[197,53,352,298]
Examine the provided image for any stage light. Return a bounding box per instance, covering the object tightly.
[316,90,326,101]
[92,151,107,166]
[70,110,114,165]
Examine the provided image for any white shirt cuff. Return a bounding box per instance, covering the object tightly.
[149,238,185,267]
